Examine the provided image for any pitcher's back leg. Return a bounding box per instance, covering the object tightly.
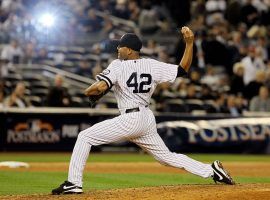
[130,130,213,178]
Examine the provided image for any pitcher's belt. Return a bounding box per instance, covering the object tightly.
[125,105,148,113]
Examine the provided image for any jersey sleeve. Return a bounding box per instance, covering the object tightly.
[96,60,120,88]
[152,59,178,84]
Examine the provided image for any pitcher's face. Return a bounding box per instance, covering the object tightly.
[117,46,130,60]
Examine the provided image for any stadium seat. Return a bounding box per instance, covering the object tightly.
[48,46,67,53]
[61,61,76,72]
[98,97,118,108]
[32,81,50,89]
[185,99,204,112]
[164,99,188,113]
[71,96,83,107]
[66,46,86,55]
[23,74,45,82]
[24,89,31,96]
[84,54,100,61]
[65,53,83,62]
[162,91,178,100]
[31,88,49,97]
[41,59,54,66]
[203,100,218,113]
[3,74,22,83]
[29,96,43,107]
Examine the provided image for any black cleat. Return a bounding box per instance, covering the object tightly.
[212,160,235,185]
[52,181,83,195]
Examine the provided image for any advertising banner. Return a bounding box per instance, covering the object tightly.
[1,109,270,153]
[2,112,114,151]
[158,118,270,153]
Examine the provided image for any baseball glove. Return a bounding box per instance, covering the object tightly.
[88,89,110,108]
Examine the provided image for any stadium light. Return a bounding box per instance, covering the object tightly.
[39,13,55,28]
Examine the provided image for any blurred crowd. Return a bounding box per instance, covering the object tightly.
[0,0,270,115]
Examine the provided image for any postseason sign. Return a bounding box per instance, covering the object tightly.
[1,109,270,153]
[157,118,270,153]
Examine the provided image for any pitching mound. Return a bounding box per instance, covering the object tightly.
[1,184,270,200]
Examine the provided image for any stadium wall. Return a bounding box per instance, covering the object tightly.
[0,108,269,153]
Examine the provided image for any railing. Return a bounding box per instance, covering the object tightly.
[95,10,139,33]
[15,64,95,89]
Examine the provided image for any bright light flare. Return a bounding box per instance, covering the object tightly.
[39,13,55,28]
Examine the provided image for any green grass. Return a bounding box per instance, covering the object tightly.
[0,153,270,195]
[0,153,270,163]
[0,171,269,195]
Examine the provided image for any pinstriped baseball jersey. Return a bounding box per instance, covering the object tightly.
[96,58,178,110]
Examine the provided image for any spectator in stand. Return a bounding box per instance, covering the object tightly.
[241,45,266,85]
[33,47,48,64]
[236,22,250,46]
[0,80,5,108]
[0,57,10,77]
[101,16,114,36]
[194,29,207,70]
[249,86,270,112]
[75,6,87,26]
[141,39,159,57]
[138,3,160,34]
[0,39,23,64]
[81,8,103,33]
[22,41,36,64]
[214,93,227,113]
[240,0,259,28]
[53,52,65,68]
[47,74,71,107]
[185,84,198,99]
[91,43,102,55]
[128,0,141,23]
[113,0,130,19]
[235,94,248,113]
[91,60,103,78]
[74,59,92,77]
[190,70,202,86]
[205,0,226,26]
[225,0,242,26]
[244,70,266,100]
[95,0,115,14]
[227,31,244,69]
[174,79,189,98]
[201,65,220,90]
[201,84,215,100]
[265,61,270,90]
[1,0,25,13]
[224,95,241,116]
[191,0,206,18]
[256,36,269,62]
[157,49,173,63]
[65,16,81,44]
[203,26,230,72]
[152,82,175,112]
[3,82,31,108]
[230,62,245,95]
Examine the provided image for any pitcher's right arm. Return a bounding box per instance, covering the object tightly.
[178,26,194,75]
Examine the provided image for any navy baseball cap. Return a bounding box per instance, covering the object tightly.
[116,33,142,52]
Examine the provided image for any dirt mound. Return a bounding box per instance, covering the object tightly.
[1,184,270,200]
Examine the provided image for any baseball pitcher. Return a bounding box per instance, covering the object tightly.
[52,27,234,195]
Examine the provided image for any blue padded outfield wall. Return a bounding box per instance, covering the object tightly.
[0,108,270,153]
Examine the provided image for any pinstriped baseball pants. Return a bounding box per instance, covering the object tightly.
[68,107,213,187]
